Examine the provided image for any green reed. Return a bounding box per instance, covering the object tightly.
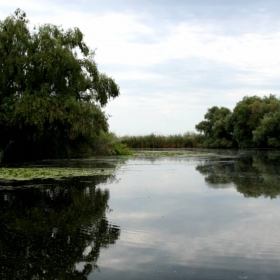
[120,132,205,149]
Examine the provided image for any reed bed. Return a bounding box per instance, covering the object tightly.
[120,132,205,149]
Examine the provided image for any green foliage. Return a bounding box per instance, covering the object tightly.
[121,132,203,149]
[231,94,280,148]
[91,132,133,155]
[0,9,120,161]
[253,111,280,147]
[231,96,262,147]
[112,142,134,155]
[195,106,234,148]
[196,94,280,148]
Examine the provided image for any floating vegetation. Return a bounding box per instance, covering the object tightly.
[0,167,113,181]
[133,150,210,157]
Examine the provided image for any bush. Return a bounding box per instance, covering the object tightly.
[91,132,133,156]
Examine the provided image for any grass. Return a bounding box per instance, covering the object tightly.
[120,132,205,149]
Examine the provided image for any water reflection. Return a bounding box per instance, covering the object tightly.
[98,154,280,279]
[196,151,280,199]
[0,175,120,279]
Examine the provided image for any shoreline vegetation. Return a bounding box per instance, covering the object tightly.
[120,133,204,149]
[0,10,121,163]
[121,94,280,150]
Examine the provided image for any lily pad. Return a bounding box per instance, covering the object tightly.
[0,167,113,181]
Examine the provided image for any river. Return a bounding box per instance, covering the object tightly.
[1,150,280,279]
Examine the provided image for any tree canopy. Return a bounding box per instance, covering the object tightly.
[0,9,120,161]
[195,106,233,148]
[196,94,280,148]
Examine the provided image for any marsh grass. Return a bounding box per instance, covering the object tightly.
[121,133,204,149]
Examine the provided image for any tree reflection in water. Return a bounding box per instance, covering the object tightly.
[0,175,120,279]
[196,151,280,199]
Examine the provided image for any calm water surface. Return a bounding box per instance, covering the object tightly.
[1,150,280,279]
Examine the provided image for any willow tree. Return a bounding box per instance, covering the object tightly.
[231,95,280,148]
[195,106,234,148]
[0,9,120,161]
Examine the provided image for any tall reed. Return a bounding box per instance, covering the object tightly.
[120,132,204,149]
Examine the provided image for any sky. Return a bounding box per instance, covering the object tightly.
[1,0,280,136]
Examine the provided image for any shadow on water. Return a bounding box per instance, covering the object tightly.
[196,150,280,199]
[0,175,120,280]
[0,157,124,169]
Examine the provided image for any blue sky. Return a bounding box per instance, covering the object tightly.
[1,1,280,135]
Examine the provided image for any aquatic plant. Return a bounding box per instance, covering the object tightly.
[133,150,209,157]
[0,167,114,181]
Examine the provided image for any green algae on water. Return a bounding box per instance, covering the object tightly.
[133,150,210,157]
[0,167,113,181]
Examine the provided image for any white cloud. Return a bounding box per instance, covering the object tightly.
[1,1,280,134]
[113,71,162,81]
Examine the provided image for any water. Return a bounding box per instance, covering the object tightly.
[1,151,280,279]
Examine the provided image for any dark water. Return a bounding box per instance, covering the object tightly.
[1,151,280,279]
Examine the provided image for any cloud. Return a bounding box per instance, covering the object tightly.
[1,0,280,134]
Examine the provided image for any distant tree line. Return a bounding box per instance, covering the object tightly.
[122,94,280,150]
[196,94,280,148]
